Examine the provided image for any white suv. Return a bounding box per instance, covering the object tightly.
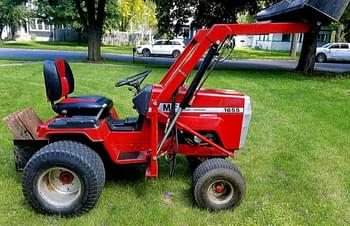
[136,40,185,58]
[316,43,350,63]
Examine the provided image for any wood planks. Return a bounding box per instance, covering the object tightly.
[3,108,42,140]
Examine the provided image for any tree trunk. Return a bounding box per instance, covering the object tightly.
[87,25,102,61]
[289,33,299,58]
[335,24,343,42]
[295,25,320,75]
[0,26,3,45]
[77,28,82,45]
[10,25,17,40]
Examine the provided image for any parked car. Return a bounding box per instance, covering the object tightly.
[136,40,186,58]
[316,43,350,63]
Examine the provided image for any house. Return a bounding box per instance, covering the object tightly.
[251,26,332,51]
[1,0,57,41]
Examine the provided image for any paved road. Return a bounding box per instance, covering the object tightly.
[1,48,350,73]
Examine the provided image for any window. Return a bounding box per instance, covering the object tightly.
[299,34,303,43]
[154,41,162,45]
[330,44,340,49]
[30,19,36,29]
[259,35,269,42]
[171,41,181,45]
[29,19,50,31]
[281,34,291,42]
[37,20,43,30]
[317,34,328,42]
[341,44,349,49]
[182,28,189,39]
[265,35,270,41]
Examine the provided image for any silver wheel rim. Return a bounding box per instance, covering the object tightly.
[318,54,325,62]
[37,167,82,207]
[207,179,234,205]
[143,50,150,57]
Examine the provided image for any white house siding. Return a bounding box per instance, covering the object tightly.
[1,27,10,40]
[270,41,302,51]
[252,34,273,50]
[235,35,253,47]
[249,26,331,51]
[252,33,303,51]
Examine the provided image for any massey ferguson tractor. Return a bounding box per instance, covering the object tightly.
[5,0,350,215]
[4,22,313,216]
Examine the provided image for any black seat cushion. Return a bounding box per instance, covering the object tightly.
[43,59,113,117]
[53,96,113,117]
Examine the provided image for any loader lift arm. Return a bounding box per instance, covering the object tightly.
[156,23,310,102]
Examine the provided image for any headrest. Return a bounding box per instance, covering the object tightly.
[43,59,75,102]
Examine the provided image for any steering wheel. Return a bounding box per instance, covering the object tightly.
[115,70,151,91]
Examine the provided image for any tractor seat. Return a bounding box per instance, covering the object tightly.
[43,59,113,117]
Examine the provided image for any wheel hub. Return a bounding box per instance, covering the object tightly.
[214,183,224,193]
[37,167,82,207]
[59,171,74,185]
[207,179,234,205]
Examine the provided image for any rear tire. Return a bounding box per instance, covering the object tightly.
[142,49,151,57]
[172,50,181,58]
[22,141,105,216]
[316,53,327,63]
[192,158,245,211]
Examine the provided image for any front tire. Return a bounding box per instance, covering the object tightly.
[142,49,151,57]
[172,50,181,58]
[192,158,245,211]
[22,141,105,216]
[316,53,327,63]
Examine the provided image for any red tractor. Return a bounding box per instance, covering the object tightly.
[5,23,310,216]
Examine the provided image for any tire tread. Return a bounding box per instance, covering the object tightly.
[22,141,105,216]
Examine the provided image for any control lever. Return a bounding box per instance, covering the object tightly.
[95,103,107,121]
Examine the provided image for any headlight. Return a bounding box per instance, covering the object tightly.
[239,95,252,149]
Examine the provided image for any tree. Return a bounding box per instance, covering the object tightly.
[117,0,156,32]
[7,4,30,40]
[36,0,117,61]
[104,0,120,33]
[289,33,299,58]
[76,0,109,61]
[35,0,84,42]
[193,0,260,28]
[119,0,143,31]
[295,24,320,74]
[0,0,28,43]
[296,4,350,74]
[339,4,350,42]
[131,0,157,33]
[155,0,278,37]
[155,0,195,38]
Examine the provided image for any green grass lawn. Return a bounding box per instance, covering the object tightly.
[231,47,299,60]
[0,61,349,225]
[1,41,297,60]
[1,41,133,55]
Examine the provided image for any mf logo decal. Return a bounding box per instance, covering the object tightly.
[158,103,243,113]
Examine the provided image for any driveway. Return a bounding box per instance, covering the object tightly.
[0,48,349,73]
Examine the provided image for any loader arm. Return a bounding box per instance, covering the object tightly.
[157,22,310,102]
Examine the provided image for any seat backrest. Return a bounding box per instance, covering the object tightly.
[43,58,75,102]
